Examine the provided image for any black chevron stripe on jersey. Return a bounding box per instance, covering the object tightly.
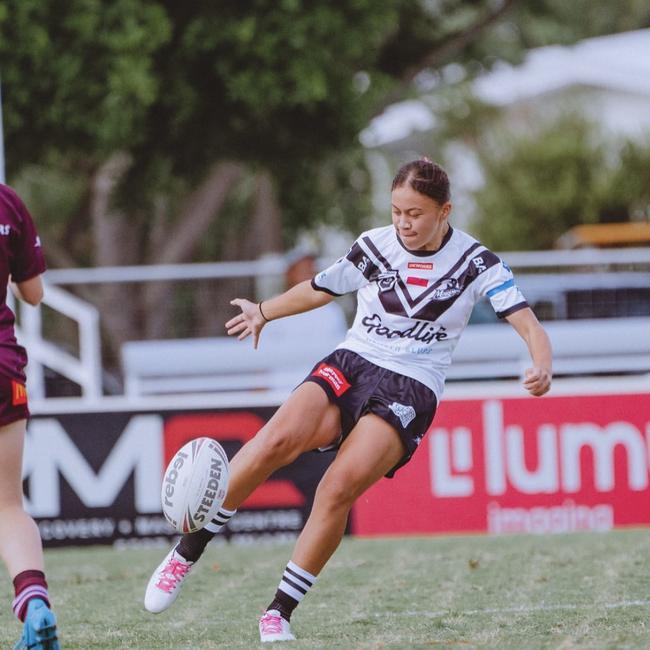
[361,236,496,321]
[412,249,500,321]
[346,241,379,280]
[360,237,409,315]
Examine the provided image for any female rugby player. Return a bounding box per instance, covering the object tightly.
[0,184,60,649]
[145,160,552,643]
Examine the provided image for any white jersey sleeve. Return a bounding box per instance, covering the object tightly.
[473,255,528,319]
[311,235,374,296]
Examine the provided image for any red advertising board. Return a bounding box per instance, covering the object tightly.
[351,393,650,536]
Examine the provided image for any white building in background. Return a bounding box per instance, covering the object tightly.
[473,28,650,138]
[362,28,650,229]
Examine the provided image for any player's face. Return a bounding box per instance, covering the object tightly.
[391,184,452,252]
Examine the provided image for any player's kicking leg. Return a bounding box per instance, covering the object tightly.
[144,382,340,613]
[0,420,60,650]
[259,413,404,643]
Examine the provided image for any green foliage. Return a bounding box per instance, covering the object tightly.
[469,114,650,250]
[0,0,171,162]
[1,0,649,254]
[599,138,650,222]
[473,114,606,250]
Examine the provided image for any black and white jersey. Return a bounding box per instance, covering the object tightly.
[312,225,528,400]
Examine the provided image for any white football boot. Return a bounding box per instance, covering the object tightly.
[144,546,194,613]
[259,609,296,643]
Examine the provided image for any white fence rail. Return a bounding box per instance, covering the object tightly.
[12,284,102,400]
[40,247,650,286]
[11,246,650,401]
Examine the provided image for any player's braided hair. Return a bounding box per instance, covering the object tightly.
[391,158,450,204]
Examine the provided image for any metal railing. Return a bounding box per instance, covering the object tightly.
[10,246,650,401]
[12,284,102,400]
[39,247,650,286]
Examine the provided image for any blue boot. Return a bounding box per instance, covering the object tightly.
[13,598,60,650]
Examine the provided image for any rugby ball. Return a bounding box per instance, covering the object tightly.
[161,437,230,534]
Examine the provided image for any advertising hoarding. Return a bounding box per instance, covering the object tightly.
[352,393,650,536]
[24,407,332,548]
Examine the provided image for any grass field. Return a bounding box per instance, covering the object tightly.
[2,529,649,649]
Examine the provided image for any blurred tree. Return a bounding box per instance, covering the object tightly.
[0,0,648,356]
[468,114,650,250]
[472,114,605,250]
[597,139,650,223]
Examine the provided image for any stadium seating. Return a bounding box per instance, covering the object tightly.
[121,316,650,395]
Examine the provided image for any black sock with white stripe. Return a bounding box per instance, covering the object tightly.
[176,507,236,562]
[266,561,317,621]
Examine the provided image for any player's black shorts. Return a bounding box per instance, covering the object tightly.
[302,349,437,478]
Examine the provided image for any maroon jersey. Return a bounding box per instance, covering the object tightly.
[0,185,46,425]
[0,184,46,342]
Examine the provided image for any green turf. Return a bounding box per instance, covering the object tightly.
[2,529,650,649]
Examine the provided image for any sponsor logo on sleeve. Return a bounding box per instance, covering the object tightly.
[312,363,351,397]
[357,256,371,273]
[472,256,487,273]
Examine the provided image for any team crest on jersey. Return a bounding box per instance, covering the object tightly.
[389,402,416,428]
[375,270,399,292]
[429,278,461,301]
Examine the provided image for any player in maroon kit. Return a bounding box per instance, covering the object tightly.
[0,184,60,649]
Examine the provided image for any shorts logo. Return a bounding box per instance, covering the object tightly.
[389,402,416,428]
[312,364,351,397]
[12,381,28,406]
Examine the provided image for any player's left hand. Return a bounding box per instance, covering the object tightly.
[523,367,551,396]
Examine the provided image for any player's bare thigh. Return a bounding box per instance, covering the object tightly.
[223,382,340,508]
[0,419,27,508]
[259,381,341,454]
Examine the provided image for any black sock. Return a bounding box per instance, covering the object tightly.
[176,528,215,562]
[267,590,300,622]
[266,561,317,621]
[175,507,237,562]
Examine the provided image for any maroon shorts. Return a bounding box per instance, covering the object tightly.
[0,346,30,427]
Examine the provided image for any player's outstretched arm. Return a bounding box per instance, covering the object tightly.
[505,307,552,396]
[226,279,334,349]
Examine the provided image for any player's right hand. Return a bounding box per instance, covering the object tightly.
[226,298,267,349]
[523,366,552,396]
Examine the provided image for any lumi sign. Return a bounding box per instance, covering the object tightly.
[352,393,650,536]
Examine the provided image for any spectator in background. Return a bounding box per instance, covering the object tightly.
[0,184,60,650]
[263,245,349,346]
